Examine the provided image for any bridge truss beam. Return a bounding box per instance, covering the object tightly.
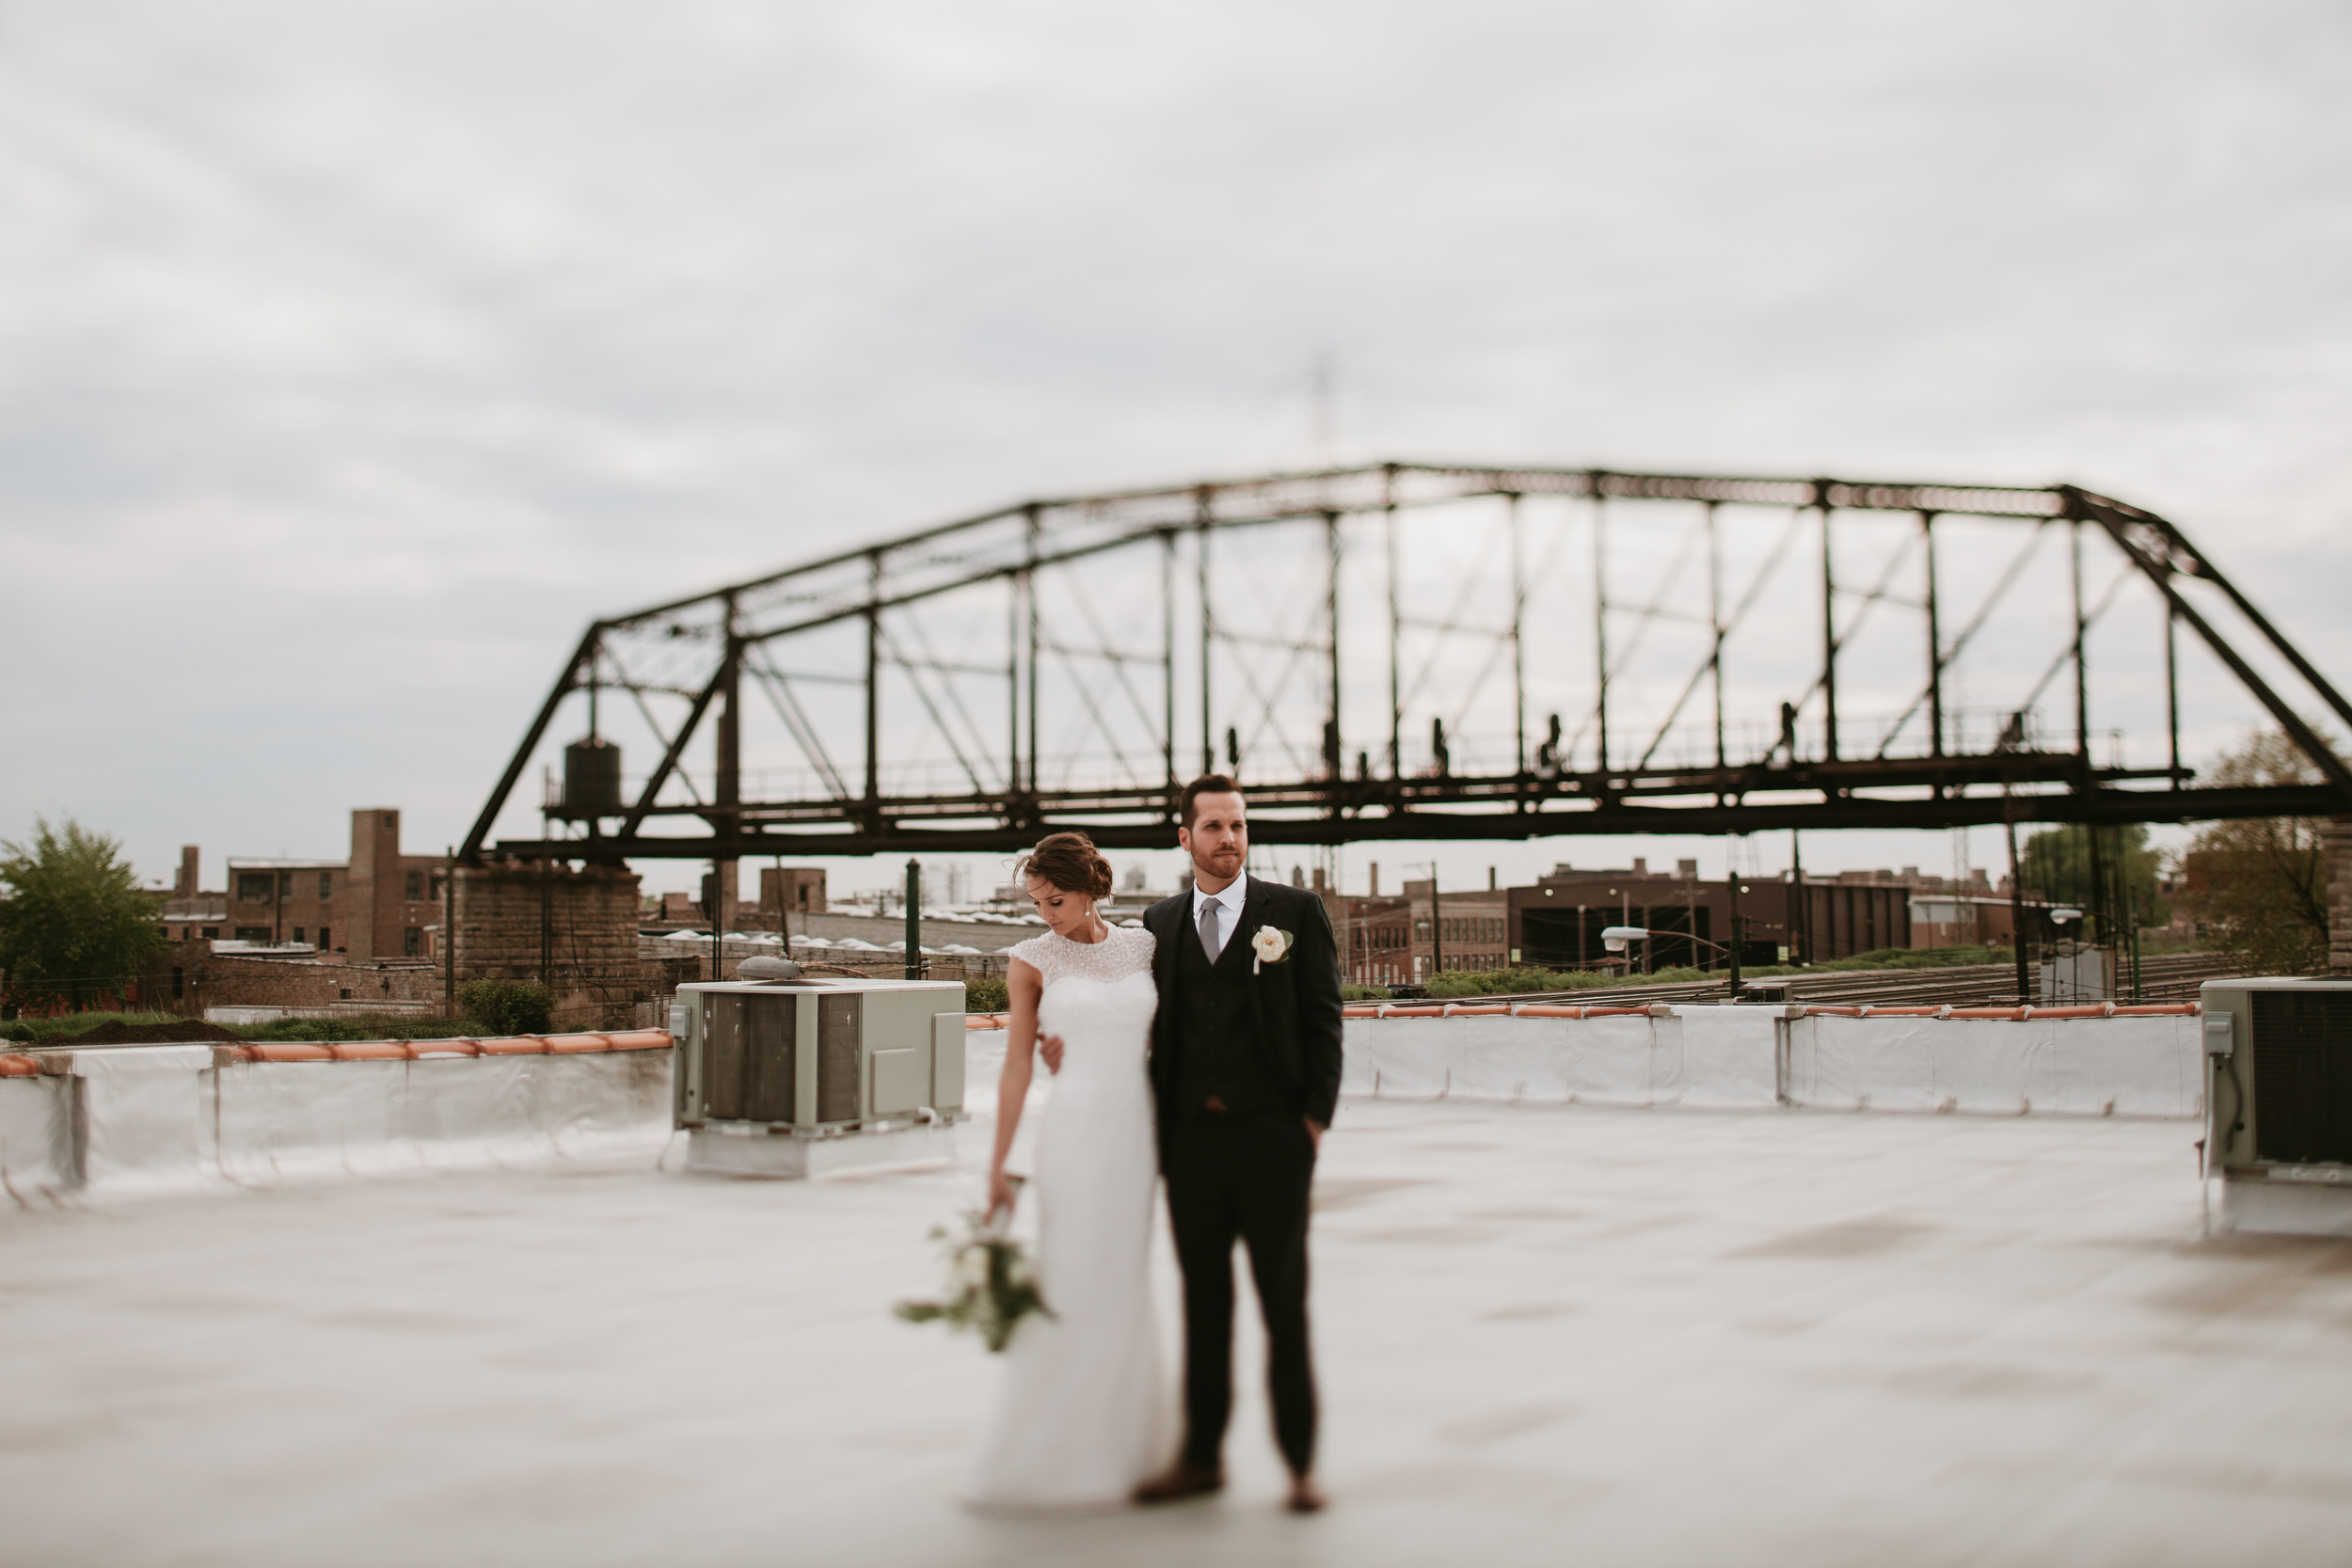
[461,463,2352,864]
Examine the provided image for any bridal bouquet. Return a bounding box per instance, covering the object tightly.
[894,1200,1054,1354]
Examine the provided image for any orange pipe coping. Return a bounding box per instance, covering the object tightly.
[326,1041,412,1061]
[1583,1006,1656,1019]
[1442,1004,1515,1016]
[238,1042,340,1063]
[1858,1006,1944,1017]
[2110,1002,2200,1016]
[1381,1005,1448,1017]
[1509,1005,1587,1018]
[1944,1006,2027,1021]
[474,1035,550,1055]
[0,1053,38,1078]
[1804,1006,1867,1018]
[409,1038,484,1057]
[2025,1005,2110,1020]
[1342,1005,1384,1018]
[215,1031,676,1063]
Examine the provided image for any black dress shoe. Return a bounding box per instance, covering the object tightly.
[1133,1463,1225,1504]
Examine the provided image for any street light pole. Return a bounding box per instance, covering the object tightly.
[1727,839,1743,994]
[1427,863,1443,978]
[904,859,922,980]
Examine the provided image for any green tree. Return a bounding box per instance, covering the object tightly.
[2176,728,2334,973]
[456,977,555,1036]
[0,817,165,1010]
[2018,823,2169,933]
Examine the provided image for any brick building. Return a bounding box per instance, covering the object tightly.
[757,866,829,927]
[447,859,645,1025]
[1404,879,1511,977]
[1333,895,1412,985]
[159,847,226,942]
[191,810,452,958]
[1508,859,1917,973]
[141,809,661,1030]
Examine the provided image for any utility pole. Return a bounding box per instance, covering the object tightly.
[904,860,922,980]
[1789,830,1805,966]
[540,857,554,991]
[1727,841,1743,993]
[1427,863,1443,979]
[443,846,455,1015]
[703,865,721,983]
[2006,818,2029,1004]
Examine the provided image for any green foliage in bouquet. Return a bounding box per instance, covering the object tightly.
[896,1205,1054,1353]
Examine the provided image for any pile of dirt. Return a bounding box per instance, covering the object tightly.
[29,1019,248,1046]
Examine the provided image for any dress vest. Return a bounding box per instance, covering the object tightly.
[1174,907,1285,1113]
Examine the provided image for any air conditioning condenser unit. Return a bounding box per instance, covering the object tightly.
[672,975,966,1179]
[2202,977,2352,1236]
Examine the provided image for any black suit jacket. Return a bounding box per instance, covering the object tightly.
[1145,876,1346,1133]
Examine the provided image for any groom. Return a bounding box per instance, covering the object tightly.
[1135,774,1343,1513]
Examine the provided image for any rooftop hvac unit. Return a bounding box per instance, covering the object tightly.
[671,975,966,1179]
[2202,977,2352,1237]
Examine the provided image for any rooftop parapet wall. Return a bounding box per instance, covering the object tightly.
[1327,1006,2202,1118]
[0,1031,672,1203]
[959,1005,2207,1120]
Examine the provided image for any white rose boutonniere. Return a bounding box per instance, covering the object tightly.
[1251,925,1294,974]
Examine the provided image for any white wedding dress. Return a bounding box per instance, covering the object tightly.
[967,923,1170,1510]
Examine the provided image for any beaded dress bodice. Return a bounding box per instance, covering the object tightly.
[1008,924,1156,990]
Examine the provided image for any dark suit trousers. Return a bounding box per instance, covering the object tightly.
[1163,1108,1318,1475]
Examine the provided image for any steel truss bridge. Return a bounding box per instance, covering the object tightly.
[463,463,2352,864]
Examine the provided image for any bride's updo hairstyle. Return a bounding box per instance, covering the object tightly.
[1020,832,1114,900]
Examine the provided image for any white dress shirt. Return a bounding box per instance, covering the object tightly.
[1189,874,1248,958]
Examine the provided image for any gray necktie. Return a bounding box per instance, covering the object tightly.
[1198,897,1224,963]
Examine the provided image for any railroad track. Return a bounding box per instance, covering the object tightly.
[1411,950,2255,1011]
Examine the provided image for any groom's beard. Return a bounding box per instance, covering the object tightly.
[1193,847,1243,882]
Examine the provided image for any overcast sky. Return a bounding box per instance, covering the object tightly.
[4,1,2348,899]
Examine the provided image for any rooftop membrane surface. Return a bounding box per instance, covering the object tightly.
[5,1099,2350,1568]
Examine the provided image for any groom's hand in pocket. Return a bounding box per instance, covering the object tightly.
[1038,1034,1066,1074]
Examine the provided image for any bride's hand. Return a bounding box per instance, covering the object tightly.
[1038,1033,1066,1074]
[987,1165,1018,1219]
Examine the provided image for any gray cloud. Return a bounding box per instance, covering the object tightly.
[2,0,2346,884]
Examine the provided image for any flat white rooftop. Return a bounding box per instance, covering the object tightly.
[5,1100,2350,1567]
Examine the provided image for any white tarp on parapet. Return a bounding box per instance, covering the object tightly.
[1780,1011,2202,1117]
[0,1076,73,1200]
[1672,1006,1780,1109]
[1,1044,675,1206]
[1343,1007,1779,1110]
[1342,1006,2201,1119]
[213,1053,672,1184]
[70,1046,217,1198]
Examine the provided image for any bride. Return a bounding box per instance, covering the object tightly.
[967,831,1168,1510]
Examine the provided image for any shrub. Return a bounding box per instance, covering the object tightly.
[1424,966,1615,998]
[236,1014,493,1042]
[963,975,1009,1014]
[1,1010,187,1042]
[456,978,555,1037]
